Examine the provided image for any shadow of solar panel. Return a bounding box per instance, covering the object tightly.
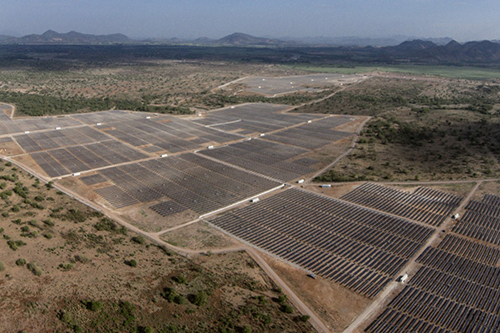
[95,185,140,209]
[150,200,188,217]
[80,174,107,186]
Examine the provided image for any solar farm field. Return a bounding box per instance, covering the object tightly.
[366,193,500,333]
[209,188,435,298]
[85,153,282,214]
[341,183,463,227]
[227,74,362,96]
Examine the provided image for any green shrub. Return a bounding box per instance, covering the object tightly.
[74,255,90,264]
[43,219,55,229]
[161,287,179,303]
[125,259,137,267]
[118,301,136,325]
[34,195,44,202]
[15,258,26,266]
[94,218,127,234]
[281,304,294,314]
[298,315,310,322]
[59,311,72,323]
[242,326,252,333]
[83,300,103,312]
[0,261,5,271]
[131,235,145,245]
[192,290,208,306]
[172,274,187,284]
[27,262,42,276]
[7,239,26,251]
[59,262,74,271]
[11,205,20,212]
[174,295,185,305]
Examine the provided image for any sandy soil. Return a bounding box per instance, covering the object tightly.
[260,251,372,332]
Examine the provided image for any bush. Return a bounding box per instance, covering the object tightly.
[83,300,103,312]
[298,315,310,322]
[15,258,27,266]
[0,261,5,271]
[27,262,42,276]
[281,304,294,314]
[74,255,90,264]
[94,218,127,234]
[125,259,137,267]
[118,301,136,325]
[173,295,185,305]
[172,274,187,284]
[138,327,154,333]
[242,326,252,333]
[161,287,180,303]
[7,239,26,251]
[59,311,72,323]
[192,290,208,306]
[59,262,74,271]
[131,235,145,245]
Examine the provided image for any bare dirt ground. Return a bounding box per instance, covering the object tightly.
[259,251,371,333]
[472,180,500,201]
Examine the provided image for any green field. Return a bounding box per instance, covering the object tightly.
[284,64,500,80]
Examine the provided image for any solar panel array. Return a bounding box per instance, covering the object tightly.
[453,195,500,245]
[209,188,434,298]
[264,117,353,149]
[88,153,281,213]
[14,127,110,153]
[194,104,321,133]
[199,139,315,181]
[366,194,500,333]
[29,140,148,177]
[341,183,463,226]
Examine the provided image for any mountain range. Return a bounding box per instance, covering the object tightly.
[0,30,477,47]
[1,30,132,44]
[2,30,500,65]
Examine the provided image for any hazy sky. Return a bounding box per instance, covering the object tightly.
[1,0,499,41]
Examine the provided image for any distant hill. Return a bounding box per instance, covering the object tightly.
[0,34,14,41]
[379,39,500,64]
[216,32,288,46]
[2,30,133,44]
